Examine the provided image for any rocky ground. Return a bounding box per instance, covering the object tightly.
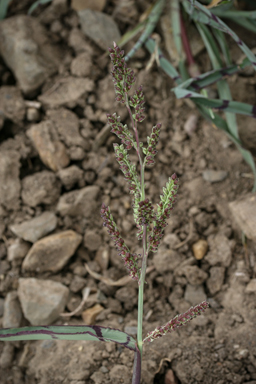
[0,0,256,383]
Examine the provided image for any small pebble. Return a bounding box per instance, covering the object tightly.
[26,107,40,122]
[192,239,208,260]
[184,114,198,137]
[82,304,104,325]
[245,279,256,293]
[0,344,15,368]
[202,170,228,183]
[100,366,109,373]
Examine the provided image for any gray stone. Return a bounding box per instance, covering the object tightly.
[0,150,21,210]
[205,233,232,267]
[47,108,86,148]
[57,165,84,190]
[21,171,61,207]
[0,86,25,124]
[3,291,23,328]
[184,284,207,306]
[207,266,225,295]
[38,77,94,108]
[7,239,30,261]
[10,212,57,243]
[27,121,70,172]
[18,278,69,325]
[0,16,61,94]
[229,193,256,242]
[78,9,121,51]
[22,230,82,273]
[202,170,228,183]
[57,185,100,218]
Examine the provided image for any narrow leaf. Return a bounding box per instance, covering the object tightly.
[28,0,52,15]
[0,325,137,351]
[182,0,256,70]
[0,0,12,19]
[125,0,165,61]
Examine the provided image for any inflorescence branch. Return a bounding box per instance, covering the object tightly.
[143,301,209,343]
[101,203,141,281]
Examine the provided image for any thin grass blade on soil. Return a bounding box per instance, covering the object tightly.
[0,325,137,351]
[182,0,256,69]
[124,0,165,62]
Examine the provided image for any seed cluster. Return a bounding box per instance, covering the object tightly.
[101,203,141,281]
[137,199,155,226]
[149,173,179,252]
[143,123,161,167]
[129,85,146,123]
[143,301,209,343]
[106,113,135,151]
[113,143,141,197]
[109,42,136,103]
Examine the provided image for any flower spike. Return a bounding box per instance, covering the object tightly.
[101,203,141,281]
[143,301,209,343]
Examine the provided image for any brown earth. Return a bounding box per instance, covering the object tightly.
[0,1,256,384]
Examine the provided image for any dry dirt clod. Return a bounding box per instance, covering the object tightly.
[0,150,21,211]
[22,230,82,273]
[229,193,256,242]
[57,165,84,190]
[182,265,208,286]
[3,291,23,328]
[0,86,26,124]
[21,170,61,207]
[205,233,232,267]
[153,247,185,274]
[245,279,256,293]
[184,284,207,306]
[0,343,15,369]
[70,52,93,77]
[18,278,69,325]
[192,239,208,260]
[207,266,225,295]
[10,211,57,243]
[0,16,61,94]
[57,185,100,218]
[46,108,86,148]
[82,303,104,325]
[38,77,94,108]
[27,121,70,172]
[84,230,102,251]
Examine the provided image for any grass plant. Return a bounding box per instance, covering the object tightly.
[0,43,209,384]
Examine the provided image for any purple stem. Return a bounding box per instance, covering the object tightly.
[132,345,141,384]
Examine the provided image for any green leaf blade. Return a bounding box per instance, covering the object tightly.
[0,325,137,351]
